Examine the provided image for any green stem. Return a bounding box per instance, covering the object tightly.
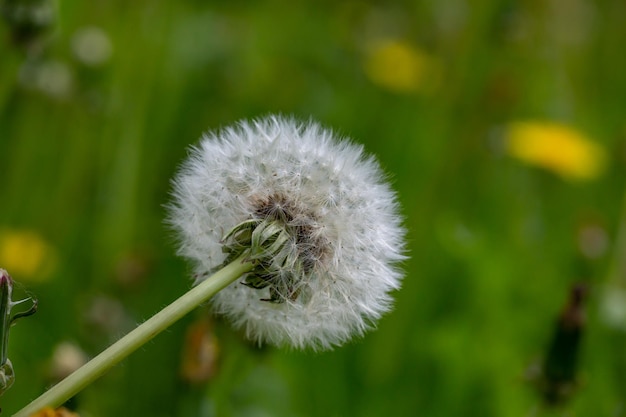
[13,256,253,417]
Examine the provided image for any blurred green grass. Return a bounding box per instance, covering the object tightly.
[1,0,626,416]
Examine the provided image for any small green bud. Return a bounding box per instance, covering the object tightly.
[0,268,37,396]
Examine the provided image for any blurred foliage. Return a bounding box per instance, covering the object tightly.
[1,0,626,416]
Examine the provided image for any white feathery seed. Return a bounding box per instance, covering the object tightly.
[168,115,406,350]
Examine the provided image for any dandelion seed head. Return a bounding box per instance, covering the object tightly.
[169,116,406,350]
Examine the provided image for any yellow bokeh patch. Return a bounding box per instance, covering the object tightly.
[28,407,80,417]
[363,39,439,94]
[505,121,607,181]
[0,229,58,282]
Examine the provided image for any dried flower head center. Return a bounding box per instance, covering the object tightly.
[219,194,326,303]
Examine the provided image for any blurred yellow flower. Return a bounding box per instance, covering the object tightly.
[0,229,57,282]
[505,121,607,181]
[29,407,79,417]
[363,39,439,94]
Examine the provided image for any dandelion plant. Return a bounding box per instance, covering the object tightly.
[14,115,406,415]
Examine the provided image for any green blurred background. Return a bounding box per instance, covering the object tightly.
[1,0,626,416]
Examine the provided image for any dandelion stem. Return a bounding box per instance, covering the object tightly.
[13,255,253,417]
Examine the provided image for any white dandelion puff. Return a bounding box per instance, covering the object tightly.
[168,115,406,350]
